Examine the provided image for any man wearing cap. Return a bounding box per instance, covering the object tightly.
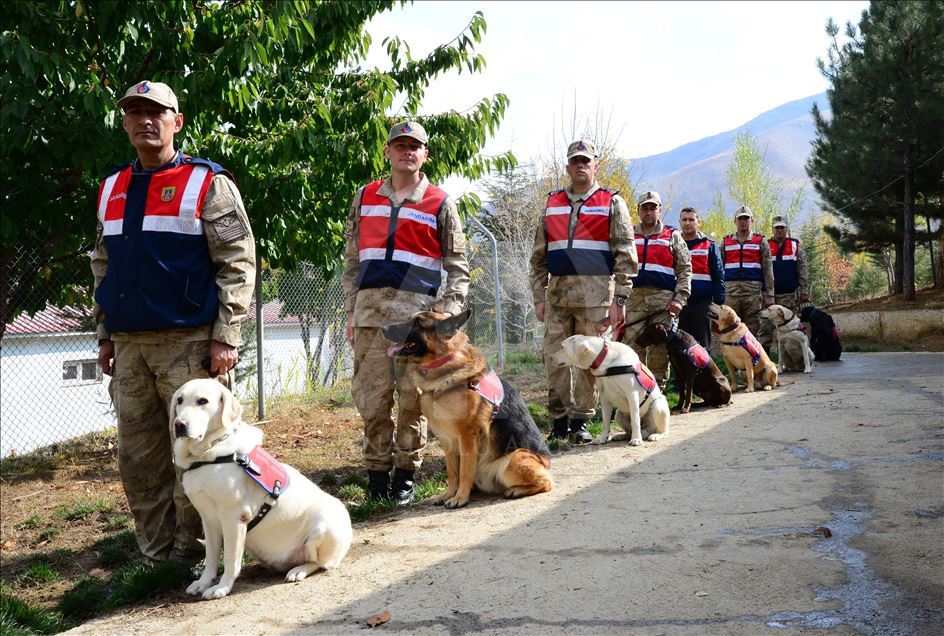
[768,216,810,311]
[530,139,637,444]
[342,121,469,503]
[677,207,724,350]
[722,206,775,345]
[622,191,692,391]
[91,80,256,564]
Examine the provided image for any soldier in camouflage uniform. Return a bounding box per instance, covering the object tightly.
[620,191,692,391]
[342,121,469,504]
[768,215,810,312]
[530,139,637,444]
[92,81,256,565]
[722,206,774,347]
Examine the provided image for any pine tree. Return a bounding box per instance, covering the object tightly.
[807,1,944,300]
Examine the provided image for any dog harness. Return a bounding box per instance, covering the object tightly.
[185,447,289,532]
[469,369,504,409]
[666,324,711,369]
[721,330,763,366]
[588,342,658,407]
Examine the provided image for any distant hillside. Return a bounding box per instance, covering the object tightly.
[631,93,828,225]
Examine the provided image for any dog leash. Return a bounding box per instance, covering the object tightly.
[598,310,667,342]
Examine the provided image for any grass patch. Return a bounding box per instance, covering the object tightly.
[343,472,447,523]
[18,515,43,530]
[337,483,365,503]
[58,561,193,622]
[319,472,338,487]
[53,497,116,521]
[93,530,137,567]
[16,564,59,587]
[0,584,71,635]
[102,513,133,532]
[528,402,550,429]
[415,472,447,500]
[42,548,77,566]
[37,528,60,543]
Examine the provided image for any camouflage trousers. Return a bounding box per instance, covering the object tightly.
[542,303,608,421]
[620,288,676,390]
[774,292,800,313]
[726,293,765,346]
[352,327,426,472]
[109,340,221,563]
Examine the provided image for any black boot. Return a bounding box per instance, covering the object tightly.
[367,470,390,502]
[569,418,592,444]
[390,468,416,506]
[548,416,570,441]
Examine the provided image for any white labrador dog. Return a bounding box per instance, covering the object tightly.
[172,379,352,600]
[759,304,813,374]
[552,335,670,446]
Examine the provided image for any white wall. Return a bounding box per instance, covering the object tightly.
[1,332,115,457]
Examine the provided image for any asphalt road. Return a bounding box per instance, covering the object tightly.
[73,352,944,635]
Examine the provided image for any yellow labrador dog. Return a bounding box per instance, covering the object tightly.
[172,379,352,600]
[759,304,813,374]
[708,303,779,392]
[552,335,670,446]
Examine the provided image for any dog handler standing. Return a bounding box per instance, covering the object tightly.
[530,139,637,444]
[722,206,775,345]
[678,207,724,350]
[342,121,470,504]
[91,81,256,564]
[620,191,692,391]
[768,215,810,312]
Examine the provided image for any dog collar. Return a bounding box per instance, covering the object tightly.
[590,342,609,370]
[717,320,741,334]
[778,310,796,327]
[423,353,456,370]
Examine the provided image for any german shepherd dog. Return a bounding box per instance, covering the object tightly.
[382,309,553,509]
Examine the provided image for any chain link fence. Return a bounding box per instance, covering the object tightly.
[0,234,532,459]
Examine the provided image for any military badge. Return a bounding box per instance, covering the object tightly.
[401,124,411,133]
[138,82,150,94]
[161,186,176,202]
[577,142,585,150]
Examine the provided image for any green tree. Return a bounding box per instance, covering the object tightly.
[807,1,944,300]
[1,1,513,336]
[724,130,804,235]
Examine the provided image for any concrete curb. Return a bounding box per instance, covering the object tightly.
[831,308,943,340]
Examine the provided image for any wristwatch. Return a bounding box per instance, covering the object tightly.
[614,295,626,307]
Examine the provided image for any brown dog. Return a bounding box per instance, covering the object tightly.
[635,324,731,413]
[382,309,552,509]
[707,303,779,392]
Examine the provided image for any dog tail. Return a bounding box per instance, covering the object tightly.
[776,378,796,387]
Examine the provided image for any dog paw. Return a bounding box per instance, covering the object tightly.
[591,435,608,445]
[202,583,232,600]
[647,433,666,442]
[744,387,755,393]
[803,369,812,374]
[285,566,311,582]
[186,579,212,596]
[629,437,643,446]
[763,385,773,391]
[429,491,456,506]
[443,496,469,509]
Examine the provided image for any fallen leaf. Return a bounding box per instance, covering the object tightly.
[1,539,16,551]
[812,526,833,538]
[89,568,108,579]
[695,591,709,597]
[367,609,391,627]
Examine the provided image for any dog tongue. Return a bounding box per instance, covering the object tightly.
[386,343,405,357]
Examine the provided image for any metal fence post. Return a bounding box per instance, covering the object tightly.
[467,214,504,371]
[255,253,265,420]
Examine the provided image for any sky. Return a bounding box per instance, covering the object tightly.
[363,0,869,192]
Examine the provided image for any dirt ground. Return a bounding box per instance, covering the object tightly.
[60,352,942,635]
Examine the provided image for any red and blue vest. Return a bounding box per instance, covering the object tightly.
[545,188,615,277]
[634,226,677,291]
[357,180,447,296]
[95,153,228,333]
[723,234,764,283]
[687,236,713,300]
[768,237,800,294]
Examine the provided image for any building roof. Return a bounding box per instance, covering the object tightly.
[4,305,92,336]
[3,299,306,337]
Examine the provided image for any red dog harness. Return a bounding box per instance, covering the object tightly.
[589,342,658,407]
[185,446,289,531]
[722,331,763,366]
[470,369,504,408]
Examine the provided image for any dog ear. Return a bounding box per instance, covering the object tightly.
[219,385,243,429]
[436,308,472,338]
[168,389,181,432]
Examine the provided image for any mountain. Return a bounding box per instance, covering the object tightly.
[630,92,828,224]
